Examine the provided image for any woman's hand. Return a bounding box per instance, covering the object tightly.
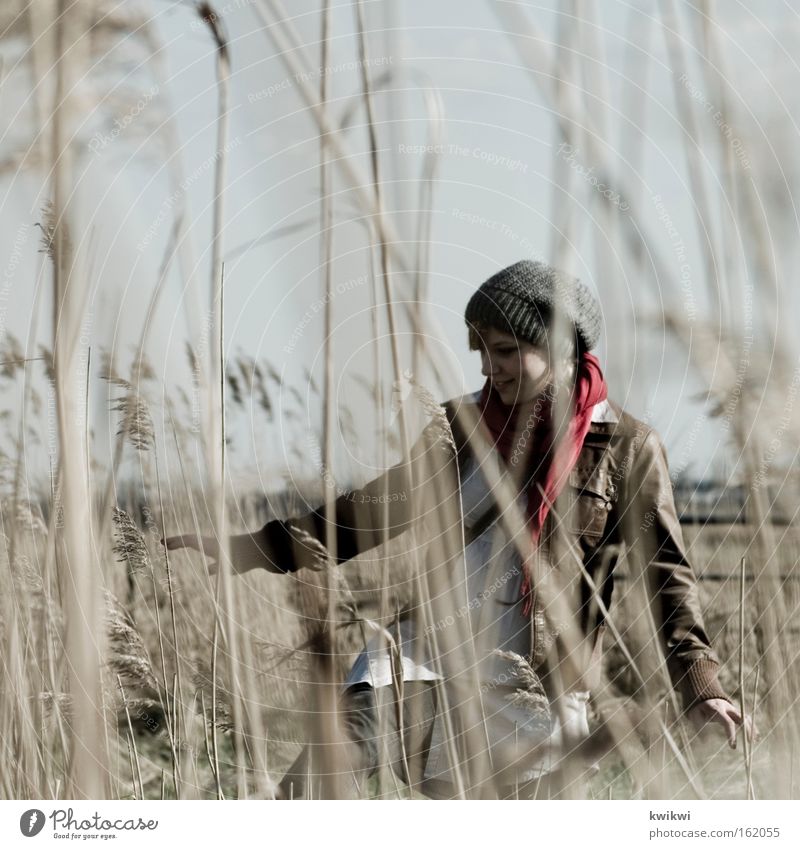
[688,698,759,749]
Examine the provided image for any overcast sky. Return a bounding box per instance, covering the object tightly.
[1,0,799,494]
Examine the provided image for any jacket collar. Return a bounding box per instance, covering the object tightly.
[591,398,618,424]
[464,391,619,424]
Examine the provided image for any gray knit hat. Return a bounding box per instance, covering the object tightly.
[464,259,602,351]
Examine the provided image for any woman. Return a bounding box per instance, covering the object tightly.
[165,259,751,799]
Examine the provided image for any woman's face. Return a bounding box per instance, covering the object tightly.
[477,327,552,405]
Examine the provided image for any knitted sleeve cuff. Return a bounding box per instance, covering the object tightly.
[228,521,297,574]
[680,658,730,710]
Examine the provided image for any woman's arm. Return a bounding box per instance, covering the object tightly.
[271,415,461,569]
[621,428,730,709]
[161,530,295,575]
[165,414,458,574]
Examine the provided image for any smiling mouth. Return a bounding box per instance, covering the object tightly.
[494,379,514,390]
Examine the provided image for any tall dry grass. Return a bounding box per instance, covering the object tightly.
[0,0,797,801]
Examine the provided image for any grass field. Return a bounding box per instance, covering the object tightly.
[2,0,798,802]
[3,480,795,799]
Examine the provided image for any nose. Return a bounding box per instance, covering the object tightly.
[480,350,497,377]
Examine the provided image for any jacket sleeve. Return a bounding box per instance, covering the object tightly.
[623,428,730,709]
[228,416,456,574]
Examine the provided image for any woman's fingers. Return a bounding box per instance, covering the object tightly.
[722,711,739,749]
[740,713,760,744]
[697,701,739,748]
[689,699,745,749]
[726,704,742,747]
[725,702,743,724]
[722,703,762,745]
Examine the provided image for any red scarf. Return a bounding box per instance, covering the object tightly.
[477,352,608,615]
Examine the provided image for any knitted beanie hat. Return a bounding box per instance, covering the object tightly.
[464,259,602,352]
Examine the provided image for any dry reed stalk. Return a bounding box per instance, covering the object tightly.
[352,0,484,796]
[538,488,705,797]
[577,2,627,386]
[747,664,760,799]
[352,0,408,453]
[254,0,409,273]
[210,622,224,799]
[738,556,752,794]
[92,10,211,554]
[336,65,444,380]
[693,2,780,335]
[101,690,116,800]
[602,497,704,797]
[326,195,551,792]
[491,1,695,321]
[21,0,784,803]
[408,76,445,379]
[104,590,159,700]
[0,601,25,797]
[7,251,48,758]
[195,4,261,799]
[547,0,580,269]
[659,0,724,322]
[253,0,412,795]
[328,69,448,382]
[667,314,796,794]
[166,397,235,774]
[495,0,795,795]
[685,4,800,794]
[199,689,220,794]
[307,0,347,800]
[44,0,107,798]
[217,361,275,795]
[154,451,191,797]
[409,442,490,797]
[287,522,418,798]
[124,732,137,800]
[39,552,70,795]
[361,225,393,799]
[385,392,471,795]
[95,224,183,549]
[147,544,182,797]
[139,15,207,334]
[4,547,45,798]
[117,676,144,799]
[620,8,652,206]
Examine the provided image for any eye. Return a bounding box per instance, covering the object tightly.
[495,347,516,356]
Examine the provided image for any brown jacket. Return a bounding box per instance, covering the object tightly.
[231,394,729,710]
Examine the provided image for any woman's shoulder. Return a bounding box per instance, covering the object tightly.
[437,391,482,430]
[599,398,654,441]
[423,392,483,468]
[437,392,665,455]
[441,390,482,410]
[601,400,673,471]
